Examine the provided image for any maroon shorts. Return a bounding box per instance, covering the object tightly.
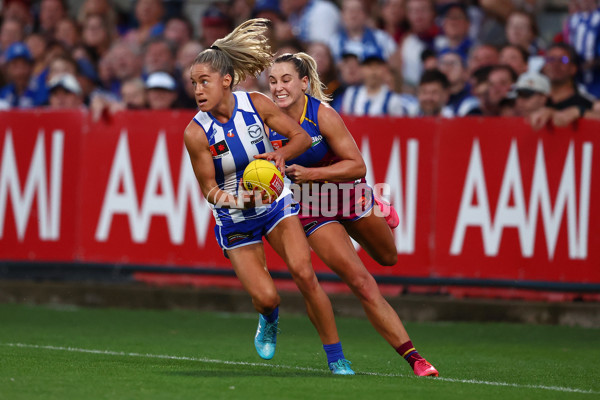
[294,179,374,236]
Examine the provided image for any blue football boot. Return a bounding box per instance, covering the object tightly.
[254,314,278,360]
[329,359,355,375]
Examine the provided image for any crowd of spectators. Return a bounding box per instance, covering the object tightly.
[1,0,600,128]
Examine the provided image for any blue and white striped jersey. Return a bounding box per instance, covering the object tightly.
[340,85,418,117]
[193,91,283,225]
[568,8,600,98]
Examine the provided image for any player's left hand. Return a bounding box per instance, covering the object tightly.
[254,152,285,175]
[285,164,312,184]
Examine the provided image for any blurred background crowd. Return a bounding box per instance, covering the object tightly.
[0,0,599,127]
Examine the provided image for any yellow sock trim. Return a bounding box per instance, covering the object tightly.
[402,348,416,358]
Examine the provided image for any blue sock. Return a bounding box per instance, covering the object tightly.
[323,342,345,364]
[262,307,279,323]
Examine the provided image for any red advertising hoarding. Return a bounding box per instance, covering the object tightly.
[1,110,598,295]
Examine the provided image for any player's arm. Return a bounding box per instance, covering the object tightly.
[184,120,254,209]
[286,104,366,184]
[249,92,312,172]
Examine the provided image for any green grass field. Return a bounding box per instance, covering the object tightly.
[0,303,598,400]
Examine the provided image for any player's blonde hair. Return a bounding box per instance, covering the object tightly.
[274,52,332,102]
[192,18,272,87]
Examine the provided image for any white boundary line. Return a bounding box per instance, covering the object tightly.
[2,342,597,395]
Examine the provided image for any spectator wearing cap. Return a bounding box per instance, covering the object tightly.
[145,71,178,109]
[199,4,232,49]
[32,53,78,105]
[47,73,84,109]
[280,0,341,45]
[529,43,595,130]
[437,49,480,116]
[328,0,397,63]
[513,71,550,117]
[434,3,472,61]
[339,54,417,117]
[566,0,600,98]
[0,42,38,107]
[414,68,453,117]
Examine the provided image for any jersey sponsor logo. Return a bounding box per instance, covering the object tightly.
[311,135,323,147]
[226,232,252,245]
[227,129,235,137]
[271,139,289,150]
[209,140,230,158]
[248,124,262,139]
[248,124,264,145]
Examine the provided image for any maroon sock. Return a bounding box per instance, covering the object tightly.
[396,340,423,368]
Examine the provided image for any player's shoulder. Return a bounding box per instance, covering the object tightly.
[248,91,278,114]
[184,117,207,142]
[317,99,345,127]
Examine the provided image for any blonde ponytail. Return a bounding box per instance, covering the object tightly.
[274,52,332,102]
[193,18,273,87]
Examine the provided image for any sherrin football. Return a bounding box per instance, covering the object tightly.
[242,159,284,199]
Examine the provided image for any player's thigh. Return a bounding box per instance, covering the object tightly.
[308,222,371,284]
[227,243,277,300]
[342,210,397,266]
[265,215,312,274]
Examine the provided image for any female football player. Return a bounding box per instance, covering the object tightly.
[267,52,438,377]
[183,19,354,375]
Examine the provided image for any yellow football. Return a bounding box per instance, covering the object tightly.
[242,159,284,199]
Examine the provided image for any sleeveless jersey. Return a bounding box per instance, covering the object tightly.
[269,94,336,168]
[193,91,282,225]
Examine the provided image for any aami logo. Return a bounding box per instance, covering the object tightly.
[0,129,64,241]
[450,139,592,260]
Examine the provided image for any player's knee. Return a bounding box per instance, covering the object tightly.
[289,264,318,292]
[348,274,379,303]
[253,290,280,314]
[377,251,398,267]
